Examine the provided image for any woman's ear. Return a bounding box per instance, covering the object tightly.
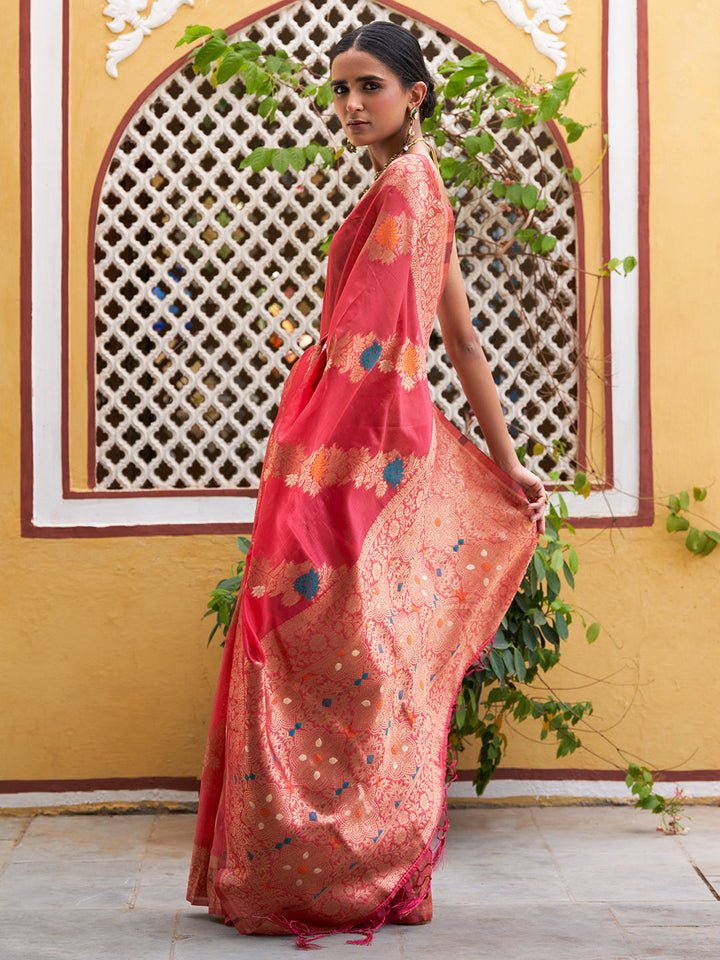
[410,81,427,111]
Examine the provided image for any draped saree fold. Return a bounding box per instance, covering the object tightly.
[187,153,538,942]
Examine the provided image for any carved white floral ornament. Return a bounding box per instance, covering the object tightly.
[480,0,571,74]
[104,0,194,78]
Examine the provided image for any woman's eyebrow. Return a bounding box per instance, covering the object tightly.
[330,74,385,87]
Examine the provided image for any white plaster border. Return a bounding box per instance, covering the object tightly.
[27,0,643,530]
[447,779,720,803]
[2,781,717,811]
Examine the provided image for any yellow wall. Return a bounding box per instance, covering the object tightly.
[2,1,719,785]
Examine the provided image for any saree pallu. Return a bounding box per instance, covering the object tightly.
[187,154,538,942]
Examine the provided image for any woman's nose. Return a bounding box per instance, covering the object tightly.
[346,89,363,113]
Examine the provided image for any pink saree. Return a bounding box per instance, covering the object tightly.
[187,154,538,943]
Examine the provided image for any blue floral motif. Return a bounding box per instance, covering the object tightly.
[383,456,405,489]
[360,340,382,370]
[294,568,320,601]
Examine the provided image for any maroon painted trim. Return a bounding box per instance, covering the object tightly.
[64,487,258,499]
[19,0,33,537]
[21,521,254,540]
[61,1,70,497]
[4,767,718,795]
[0,777,200,794]
[635,0,653,525]
[456,768,720,783]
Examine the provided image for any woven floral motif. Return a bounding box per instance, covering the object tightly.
[187,155,538,941]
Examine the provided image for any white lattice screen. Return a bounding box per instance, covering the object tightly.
[93,0,578,491]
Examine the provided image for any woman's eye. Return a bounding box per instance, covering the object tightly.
[332,85,347,96]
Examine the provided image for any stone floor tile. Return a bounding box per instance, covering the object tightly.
[146,813,196,860]
[609,902,720,926]
[0,817,28,841]
[0,859,140,909]
[0,908,175,960]
[14,813,154,862]
[623,926,720,960]
[0,840,16,862]
[134,859,193,910]
[433,839,570,902]
[396,901,634,960]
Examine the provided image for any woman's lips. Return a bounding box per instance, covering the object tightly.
[347,120,369,128]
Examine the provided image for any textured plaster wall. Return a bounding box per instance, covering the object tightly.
[2,0,719,783]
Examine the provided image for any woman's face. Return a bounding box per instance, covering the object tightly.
[330,48,424,156]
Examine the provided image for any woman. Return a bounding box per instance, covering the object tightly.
[187,21,546,946]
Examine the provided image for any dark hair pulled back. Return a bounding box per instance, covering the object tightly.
[330,22,437,121]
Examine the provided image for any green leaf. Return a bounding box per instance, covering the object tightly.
[515,228,538,243]
[491,181,506,198]
[539,234,557,253]
[257,96,278,121]
[586,621,600,643]
[693,486,707,502]
[287,147,306,171]
[539,93,562,121]
[567,547,579,575]
[444,71,469,99]
[237,536,251,553]
[439,157,458,180]
[506,183,522,206]
[479,130,495,153]
[239,146,273,172]
[678,490,690,511]
[536,197,548,212]
[668,494,680,513]
[550,549,564,572]
[513,647,527,683]
[232,40,261,60]
[623,255,637,275]
[502,648,516,674]
[176,24,213,47]
[244,61,264,95]
[573,471,587,492]
[521,184,538,209]
[271,149,291,174]
[488,648,506,681]
[316,80,334,107]
[705,530,720,544]
[666,514,689,533]
[194,37,230,71]
[685,526,701,553]
[215,52,246,84]
[464,135,483,157]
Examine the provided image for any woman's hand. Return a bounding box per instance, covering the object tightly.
[503,462,548,535]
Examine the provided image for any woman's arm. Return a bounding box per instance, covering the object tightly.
[437,243,547,533]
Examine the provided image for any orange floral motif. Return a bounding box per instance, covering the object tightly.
[309,450,328,483]
[366,212,413,265]
[374,215,400,250]
[329,332,426,391]
[266,441,424,499]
